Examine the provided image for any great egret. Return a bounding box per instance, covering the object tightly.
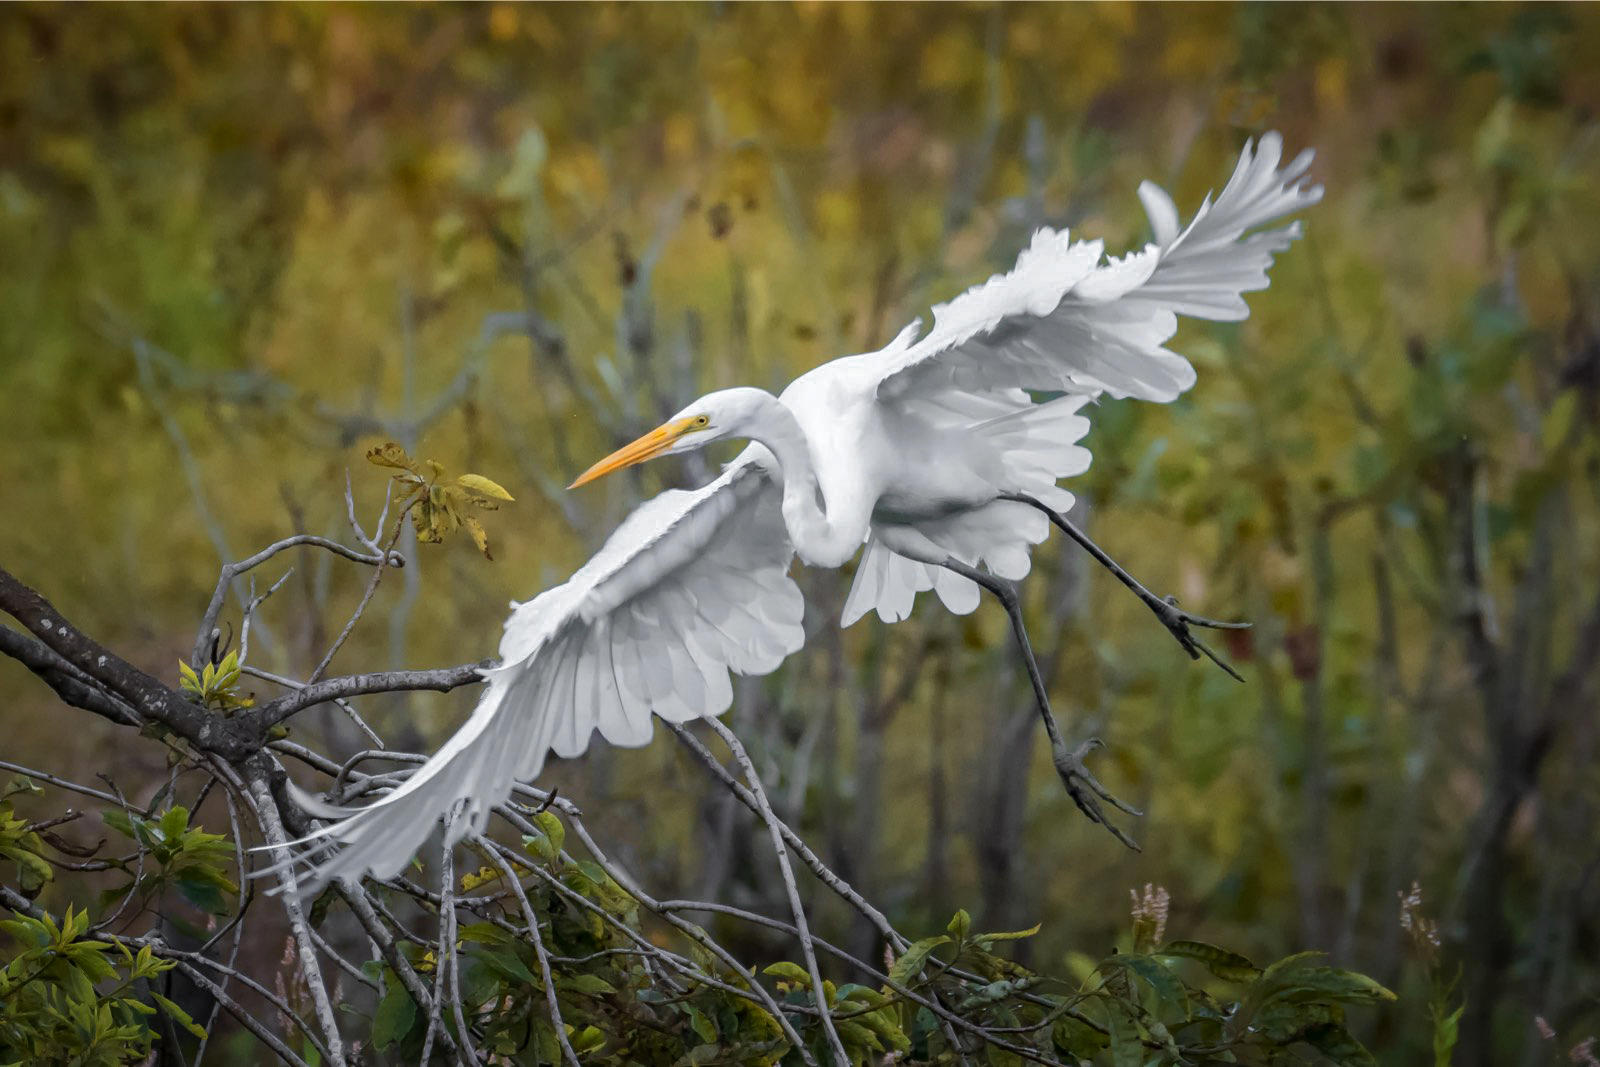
[278,133,1321,889]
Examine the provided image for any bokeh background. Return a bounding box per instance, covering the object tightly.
[3,4,1598,1062]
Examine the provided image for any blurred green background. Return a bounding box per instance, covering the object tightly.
[3,3,1598,1062]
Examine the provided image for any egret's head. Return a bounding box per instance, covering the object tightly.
[568,387,771,488]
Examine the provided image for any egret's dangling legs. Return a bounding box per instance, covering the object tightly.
[1000,493,1250,682]
[939,558,1141,850]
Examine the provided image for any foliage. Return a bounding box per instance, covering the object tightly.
[0,904,194,1066]
[0,779,53,899]
[177,648,253,713]
[5,778,1394,1065]
[367,441,515,559]
[100,804,238,921]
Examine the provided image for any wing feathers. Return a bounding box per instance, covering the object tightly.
[873,132,1320,405]
[272,457,802,892]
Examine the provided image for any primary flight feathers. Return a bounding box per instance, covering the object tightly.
[263,132,1321,892]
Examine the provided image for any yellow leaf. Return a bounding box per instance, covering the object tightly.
[459,866,500,893]
[429,497,457,541]
[464,515,493,560]
[365,442,418,473]
[412,501,443,543]
[455,473,515,502]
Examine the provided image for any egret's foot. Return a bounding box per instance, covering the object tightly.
[1052,738,1141,851]
[1147,595,1250,683]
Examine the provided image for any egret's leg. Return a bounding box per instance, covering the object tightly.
[999,492,1249,682]
[939,557,1140,850]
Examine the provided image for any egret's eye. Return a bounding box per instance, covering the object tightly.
[692,415,710,428]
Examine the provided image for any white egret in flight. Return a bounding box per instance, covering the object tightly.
[278,133,1321,889]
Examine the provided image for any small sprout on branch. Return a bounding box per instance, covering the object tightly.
[365,442,514,559]
[177,649,253,713]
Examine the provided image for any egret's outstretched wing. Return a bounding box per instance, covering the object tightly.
[842,134,1319,626]
[871,132,1323,406]
[273,452,803,891]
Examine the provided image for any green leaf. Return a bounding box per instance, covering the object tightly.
[946,908,972,941]
[569,1024,606,1054]
[974,922,1041,945]
[1105,1001,1142,1067]
[1300,1021,1377,1066]
[533,811,565,855]
[151,992,207,1040]
[1052,1014,1108,1059]
[366,442,420,473]
[175,872,231,916]
[372,986,418,1050]
[457,921,513,946]
[888,935,950,989]
[1161,939,1260,981]
[1434,1003,1463,1067]
[560,973,615,996]
[685,1004,718,1044]
[762,961,812,987]
[1117,953,1188,1017]
[474,947,541,988]
[855,1004,912,1054]
[1262,964,1396,1006]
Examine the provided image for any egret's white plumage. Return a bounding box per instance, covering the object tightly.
[275,133,1322,890]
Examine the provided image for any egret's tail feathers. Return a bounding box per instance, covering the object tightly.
[844,394,1089,627]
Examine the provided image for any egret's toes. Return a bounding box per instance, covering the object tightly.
[1152,596,1249,681]
[1052,739,1142,851]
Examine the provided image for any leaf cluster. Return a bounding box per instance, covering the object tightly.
[0,906,200,1066]
[868,913,1395,1066]
[366,442,514,559]
[176,649,252,713]
[0,779,53,899]
[100,805,238,920]
[359,811,788,1064]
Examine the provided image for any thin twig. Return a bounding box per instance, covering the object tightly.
[0,759,150,814]
[239,569,294,669]
[307,503,415,685]
[705,718,848,1065]
[241,666,384,747]
[338,883,462,1059]
[247,768,348,1067]
[561,813,817,1064]
[481,838,581,1067]
[192,535,402,669]
[669,724,907,952]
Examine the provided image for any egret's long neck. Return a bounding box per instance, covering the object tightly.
[742,395,867,569]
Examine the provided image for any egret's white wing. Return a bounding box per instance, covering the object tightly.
[871,132,1323,405]
[274,452,803,890]
[844,134,1319,625]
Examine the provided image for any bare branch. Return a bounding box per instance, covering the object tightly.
[669,724,907,952]
[242,666,385,748]
[706,719,847,1063]
[246,660,492,731]
[246,766,348,1067]
[0,566,257,759]
[192,535,404,669]
[239,569,295,669]
[0,759,149,813]
[0,624,139,727]
[482,838,581,1067]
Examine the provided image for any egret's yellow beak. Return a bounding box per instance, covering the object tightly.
[568,417,702,489]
